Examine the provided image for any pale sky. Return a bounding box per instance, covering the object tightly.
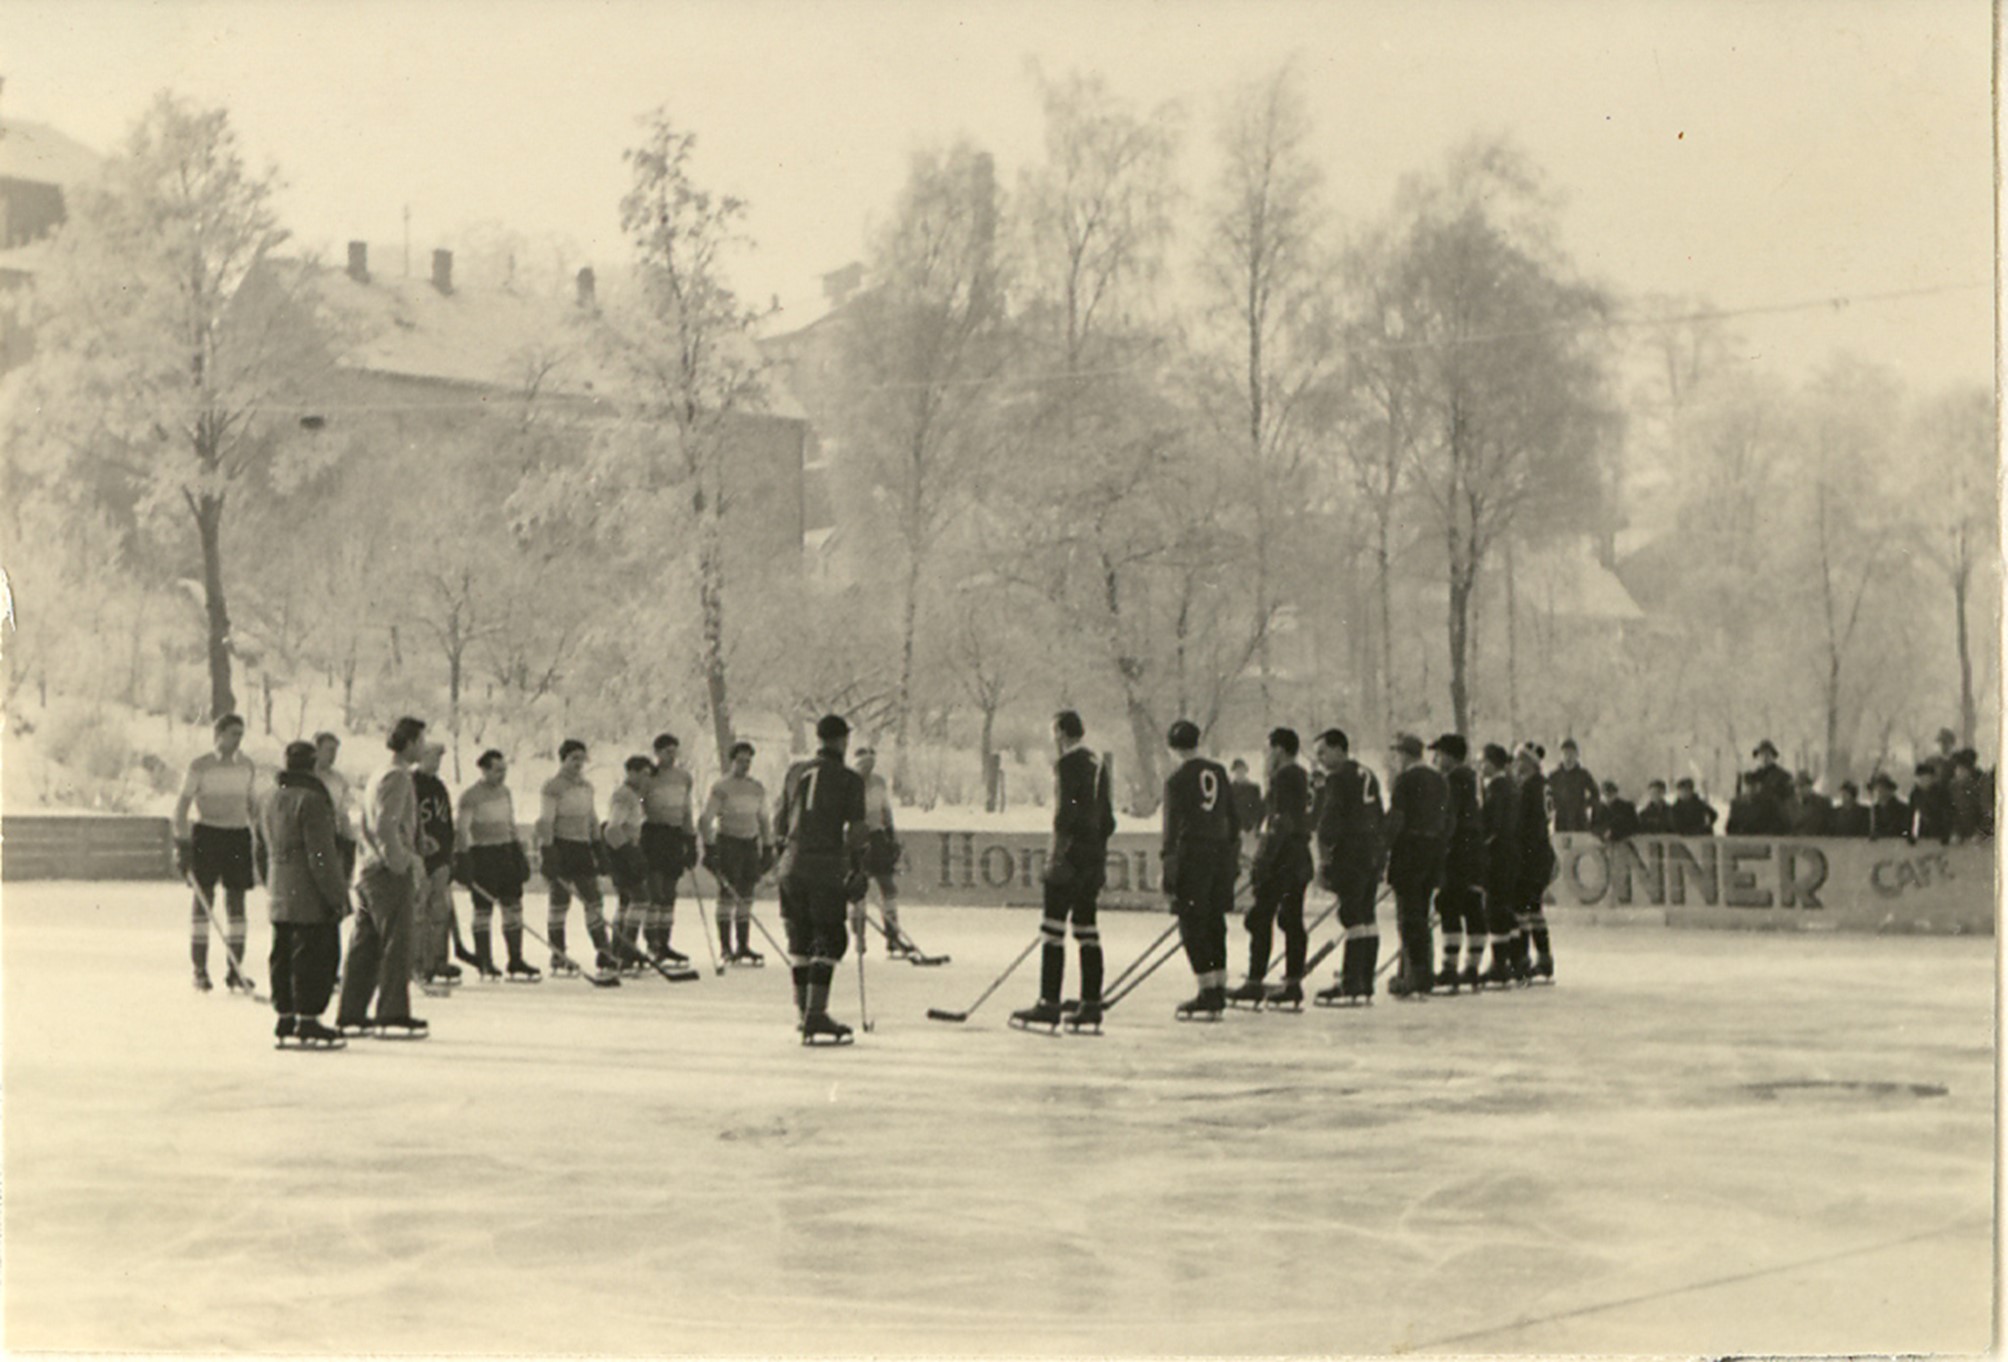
[2,0,1995,388]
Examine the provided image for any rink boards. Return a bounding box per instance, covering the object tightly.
[1,814,1994,934]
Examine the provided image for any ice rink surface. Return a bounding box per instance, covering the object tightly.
[3,883,1996,1357]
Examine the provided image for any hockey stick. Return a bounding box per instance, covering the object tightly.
[184,873,269,1003]
[926,934,1041,1023]
[746,909,793,965]
[1101,931,1186,1012]
[1104,920,1181,998]
[601,917,702,984]
[514,918,622,988]
[854,919,874,1033]
[866,908,949,966]
[686,872,726,976]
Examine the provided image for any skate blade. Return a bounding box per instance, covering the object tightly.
[275,1038,346,1050]
[1007,1018,1063,1034]
[1062,1022,1103,1035]
[801,1033,854,1046]
[905,955,950,967]
[372,1030,430,1041]
[1264,1001,1305,1013]
[1173,1011,1224,1023]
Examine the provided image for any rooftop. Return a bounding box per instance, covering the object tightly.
[0,120,102,188]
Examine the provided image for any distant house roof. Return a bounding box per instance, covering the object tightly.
[1515,541,1646,621]
[0,120,102,187]
[318,258,805,420]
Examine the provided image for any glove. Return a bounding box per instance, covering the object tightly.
[681,836,700,872]
[591,839,613,876]
[452,852,471,887]
[844,867,870,904]
[175,838,193,878]
[699,842,718,874]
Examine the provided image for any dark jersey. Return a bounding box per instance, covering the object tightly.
[1162,757,1239,852]
[412,771,454,871]
[1831,803,1871,838]
[1482,772,1519,894]
[1752,763,1795,808]
[1547,764,1600,832]
[1443,764,1484,886]
[1726,794,1787,837]
[1670,793,1718,836]
[775,754,867,884]
[1315,758,1385,884]
[1052,747,1117,859]
[1516,769,1555,898]
[1254,762,1313,885]
[1385,764,1449,890]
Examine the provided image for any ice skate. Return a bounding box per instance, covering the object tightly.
[1459,964,1483,993]
[274,1014,296,1043]
[652,945,692,969]
[729,947,766,968]
[1224,979,1271,1009]
[1532,954,1555,985]
[506,959,542,984]
[549,955,581,978]
[1479,959,1516,990]
[1265,981,1305,1011]
[283,1018,346,1050]
[1063,1000,1104,1034]
[1388,974,1429,1001]
[1313,982,1370,1008]
[193,966,214,993]
[1173,987,1225,1022]
[225,966,256,995]
[1009,999,1065,1033]
[374,1016,429,1040]
[336,1018,374,1039]
[800,1011,854,1046]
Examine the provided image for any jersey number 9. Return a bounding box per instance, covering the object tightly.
[1199,769,1219,811]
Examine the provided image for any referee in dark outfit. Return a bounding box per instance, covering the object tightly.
[774,714,870,1045]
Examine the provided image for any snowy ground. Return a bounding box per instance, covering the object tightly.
[3,883,1996,1357]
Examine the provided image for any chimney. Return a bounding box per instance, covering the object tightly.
[576,266,596,310]
[431,248,453,295]
[346,240,369,284]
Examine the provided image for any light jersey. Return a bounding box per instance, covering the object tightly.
[541,773,598,843]
[703,775,767,842]
[180,751,257,830]
[644,764,695,828]
[458,781,519,849]
[319,766,357,841]
[862,773,894,832]
[606,784,645,847]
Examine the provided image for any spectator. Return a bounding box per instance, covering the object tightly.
[1636,779,1676,834]
[1749,740,1795,807]
[1229,758,1265,871]
[264,739,351,1049]
[1670,777,1718,836]
[1910,762,1953,844]
[1830,781,1871,838]
[1726,769,1789,837]
[1868,772,1911,842]
[1547,738,1600,833]
[1786,771,1830,837]
[1949,749,1987,843]
[1928,727,1959,782]
[1592,780,1639,842]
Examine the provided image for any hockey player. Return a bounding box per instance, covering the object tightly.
[1513,744,1558,984]
[1160,720,1239,1020]
[1429,734,1486,994]
[453,750,539,981]
[265,740,350,1049]
[1636,780,1675,835]
[605,756,654,972]
[1670,777,1718,836]
[852,742,907,956]
[537,740,617,976]
[1475,744,1522,988]
[411,741,457,987]
[1228,728,1313,1009]
[774,714,871,1044]
[701,742,773,966]
[1383,733,1447,999]
[335,716,430,1038]
[1547,738,1600,833]
[641,734,698,966]
[1868,772,1912,842]
[1311,729,1386,1007]
[1011,710,1118,1032]
[173,712,261,994]
[313,731,358,879]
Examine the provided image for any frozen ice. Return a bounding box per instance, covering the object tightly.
[3,882,1994,1355]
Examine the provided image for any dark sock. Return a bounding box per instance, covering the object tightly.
[1039,942,1065,1003]
[1079,945,1103,1004]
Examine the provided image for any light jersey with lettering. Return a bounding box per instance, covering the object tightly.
[541,773,598,843]
[606,784,645,847]
[180,751,258,830]
[319,766,357,841]
[458,781,520,849]
[861,773,894,833]
[644,764,695,829]
[703,775,767,842]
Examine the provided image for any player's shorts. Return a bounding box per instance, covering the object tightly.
[713,834,762,901]
[1168,840,1237,915]
[192,824,255,895]
[779,878,848,962]
[640,824,691,905]
[609,842,648,903]
[467,843,526,904]
[543,839,601,905]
